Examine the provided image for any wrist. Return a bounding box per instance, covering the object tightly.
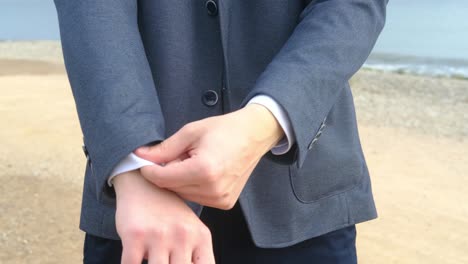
[113,170,140,199]
[113,169,165,201]
[241,103,285,150]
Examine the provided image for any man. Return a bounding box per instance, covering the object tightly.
[54,0,387,263]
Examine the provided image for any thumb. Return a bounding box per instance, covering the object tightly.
[134,130,193,164]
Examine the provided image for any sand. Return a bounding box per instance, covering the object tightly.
[0,42,467,263]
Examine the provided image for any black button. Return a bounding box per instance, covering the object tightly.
[205,0,218,16]
[202,90,219,107]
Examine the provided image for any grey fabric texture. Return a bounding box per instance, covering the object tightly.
[54,0,387,247]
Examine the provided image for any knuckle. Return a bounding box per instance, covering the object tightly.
[210,186,226,199]
[148,226,169,239]
[182,123,197,135]
[198,225,212,241]
[218,197,236,210]
[201,161,221,183]
[174,223,195,242]
[123,226,146,241]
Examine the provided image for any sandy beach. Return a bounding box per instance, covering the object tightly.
[0,41,467,263]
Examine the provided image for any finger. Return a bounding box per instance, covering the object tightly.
[163,153,191,167]
[140,158,203,188]
[176,188,238,209]
[170,185,206,197]
[134,127,196,164]
[147,246,169,264]
[181,158,260,208]
[176,156,258,199]
[169,248,192,264]
[192,242,215,264]
[177,193,213,208]
[150,152,190,166]
[171,184,231,204]
[121,243,145,264]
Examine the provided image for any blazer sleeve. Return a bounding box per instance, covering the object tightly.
[239,0,388,168]
[54,0,166,203]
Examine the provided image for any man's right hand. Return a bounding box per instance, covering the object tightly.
[113,170,215,264]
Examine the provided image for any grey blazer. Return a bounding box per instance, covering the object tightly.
[54,0,387,247]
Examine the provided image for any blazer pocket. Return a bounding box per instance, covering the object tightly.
[289,137,365,204]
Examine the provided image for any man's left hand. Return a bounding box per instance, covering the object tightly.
[134,104,285,210]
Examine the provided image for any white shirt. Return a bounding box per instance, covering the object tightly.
[107,95,295,186]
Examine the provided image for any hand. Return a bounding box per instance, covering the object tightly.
[134,104,284,210]
[113,170,215,264]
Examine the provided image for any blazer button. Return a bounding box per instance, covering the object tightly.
[205,0,218,16]
[308,138,319,150]
[202,90,219,107]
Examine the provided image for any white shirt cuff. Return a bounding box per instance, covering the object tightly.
[246,95,295,155]
[108,95,295,186]
[107,152,156,186]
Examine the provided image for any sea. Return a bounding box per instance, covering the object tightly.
[367,0,468,79]
[0,0,467,78]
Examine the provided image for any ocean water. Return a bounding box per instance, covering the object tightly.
[0,0,467,78]
[366,0,468,78]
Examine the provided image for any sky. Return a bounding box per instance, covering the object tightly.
[0,0,60,40]
[0,0,467,61]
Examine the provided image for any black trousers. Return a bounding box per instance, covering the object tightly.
[84,203,357,264]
